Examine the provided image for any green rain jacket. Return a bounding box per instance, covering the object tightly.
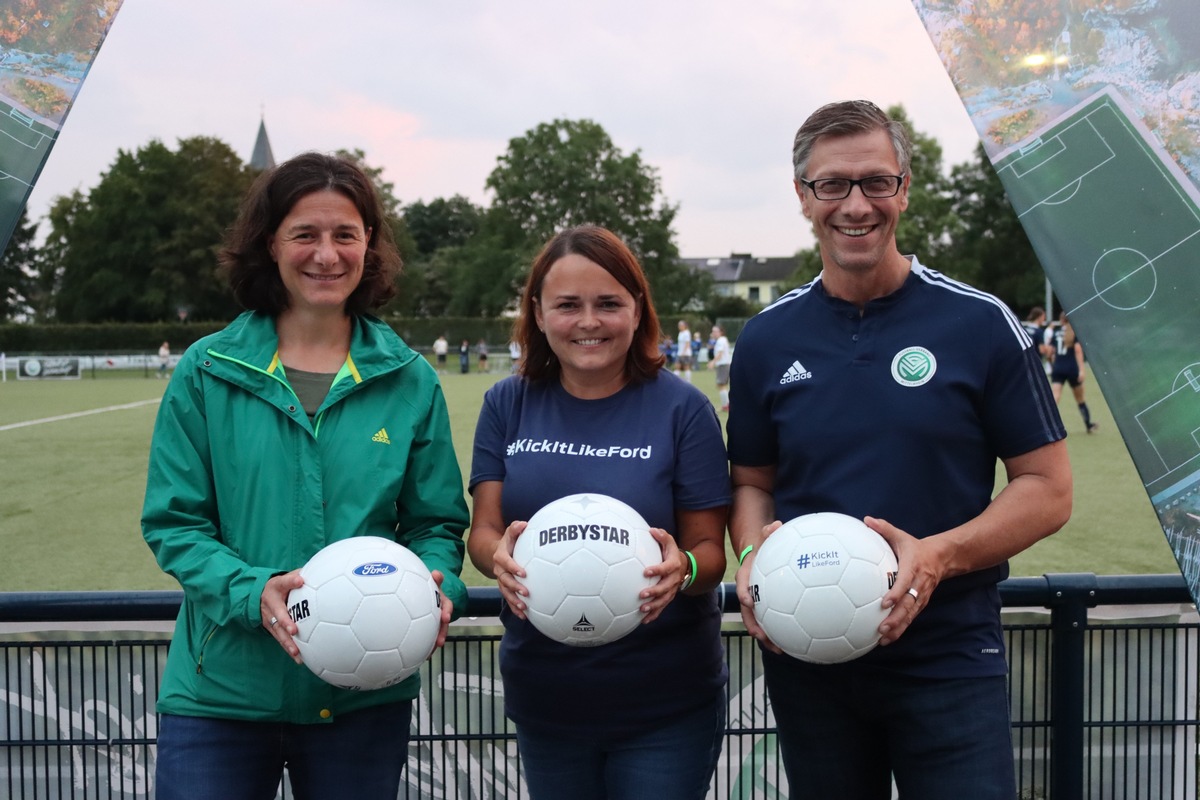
[141,311,468,724]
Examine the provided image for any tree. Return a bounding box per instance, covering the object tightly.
[404,195,483,257]
[468,118,696,316]
[947,143,1046,313]
[49,137,255,322]
[0,208,37,322]
[392,196,484,318]
[889,105,958,270]
[33,190,83,321]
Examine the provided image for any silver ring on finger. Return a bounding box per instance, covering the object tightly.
[269,616,279,627]
[906,587,919,601]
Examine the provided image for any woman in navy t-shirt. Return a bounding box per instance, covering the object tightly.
[468,225,731,800]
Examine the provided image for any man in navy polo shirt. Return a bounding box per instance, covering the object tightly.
[727,100,1073,799]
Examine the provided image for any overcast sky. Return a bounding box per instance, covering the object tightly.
[25,0,982,258]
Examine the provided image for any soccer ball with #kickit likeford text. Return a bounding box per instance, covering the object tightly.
[513,493,663,647]
[287,536,441,690]
[750,512,899,664]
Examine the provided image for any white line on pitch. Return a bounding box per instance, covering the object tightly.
[0,398,161,432]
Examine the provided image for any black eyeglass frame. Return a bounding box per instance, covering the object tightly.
[798,174,906,201]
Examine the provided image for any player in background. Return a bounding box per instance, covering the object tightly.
[141,153,467,800]
[675,318,693,382]
[1048,311,1100,433]
[1021,306,1052,373]
[466,225,730,800]
[156,340,171,378]
[432,333,449,373]
[508,337,522,372]
[727,100,1073,798]
[708,324,732,412]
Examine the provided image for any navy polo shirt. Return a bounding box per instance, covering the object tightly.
[728,256,1065,678]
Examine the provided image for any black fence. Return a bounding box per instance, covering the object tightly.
[2,574,1197,799]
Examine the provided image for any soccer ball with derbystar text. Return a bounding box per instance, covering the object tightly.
[513,493,663,647]
[288,536,441,690]
[750,512,898,664]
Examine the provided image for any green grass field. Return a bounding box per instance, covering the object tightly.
[0,365,1180,591]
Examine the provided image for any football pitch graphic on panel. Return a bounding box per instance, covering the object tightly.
[0,102,54,229]
[912,0,1200,608]
[993,89,1200,602]
[0,1,124,252]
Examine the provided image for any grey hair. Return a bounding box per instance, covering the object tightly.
[792,100,912,182]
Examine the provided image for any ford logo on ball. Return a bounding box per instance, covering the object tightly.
[353,562,398,577]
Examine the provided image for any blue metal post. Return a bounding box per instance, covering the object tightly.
[1045,573,1098,800]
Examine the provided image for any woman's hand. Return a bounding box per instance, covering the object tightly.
[638,527,685,624]
[492,520,530,618]
[261,570,305,664]
[430,570,454,648]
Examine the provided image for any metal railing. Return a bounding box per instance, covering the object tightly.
[2,574,1197,799]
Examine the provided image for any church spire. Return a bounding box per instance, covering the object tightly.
[250,114,276,171]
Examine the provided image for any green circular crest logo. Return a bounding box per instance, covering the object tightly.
[891,346,936,387]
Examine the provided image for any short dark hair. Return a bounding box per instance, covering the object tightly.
[792,100,912,183]
[220,152,401,315]
[515,225,665,383]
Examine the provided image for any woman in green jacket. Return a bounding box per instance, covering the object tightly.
[141,152,468,800]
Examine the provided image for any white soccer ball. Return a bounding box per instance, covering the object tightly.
[750,512,899,664]
[287,536,441,690]
[513,493,662,647]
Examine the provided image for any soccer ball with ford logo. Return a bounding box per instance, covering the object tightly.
[513,493,662,647]
[288,536,441,690]
[750,512,899,664]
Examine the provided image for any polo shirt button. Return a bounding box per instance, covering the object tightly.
[288,405,297,413]
[319,708,331,719]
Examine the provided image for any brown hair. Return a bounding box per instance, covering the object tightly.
[515,225,665,383]
[792,99,912,183]
[219,152,401,315]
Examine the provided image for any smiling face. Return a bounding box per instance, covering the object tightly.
[797,128,909,282]
[268,189,370,318]
[534,253,641,398]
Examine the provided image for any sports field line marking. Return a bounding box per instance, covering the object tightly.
[0,398,161,432]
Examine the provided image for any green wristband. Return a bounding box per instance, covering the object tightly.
[681,549,697,590]
[738,544,754,565]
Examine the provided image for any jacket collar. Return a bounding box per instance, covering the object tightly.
[203,311,418,397]
[207,312,416,372]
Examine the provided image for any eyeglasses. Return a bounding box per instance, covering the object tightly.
[799,174,905,201]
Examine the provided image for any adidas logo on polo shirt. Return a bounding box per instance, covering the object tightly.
[779,360,812,384]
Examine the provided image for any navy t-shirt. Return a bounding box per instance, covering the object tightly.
[470,372,731,738]
[728,257,1066,679]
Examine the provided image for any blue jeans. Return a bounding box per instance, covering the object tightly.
[764,652,1015,800]
[515,691,726,800]
[154,701,412,800]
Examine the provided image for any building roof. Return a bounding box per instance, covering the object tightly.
[682,254,798,283]
[250,118,276,171]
